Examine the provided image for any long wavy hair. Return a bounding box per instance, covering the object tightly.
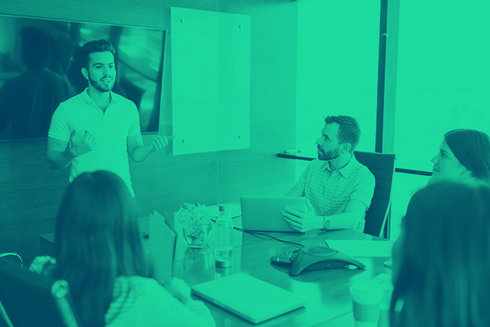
[444,129,490,182]
[53,171,147,327]
[390,181,490,327]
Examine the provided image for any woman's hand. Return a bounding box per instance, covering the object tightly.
[165,277,192,304]
[29,256,56,275]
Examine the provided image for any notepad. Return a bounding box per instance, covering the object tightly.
[326,240,394,257]
[192,273,306,324]
[149,211,176,284]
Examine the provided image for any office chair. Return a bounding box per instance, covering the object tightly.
[0,253,23,327]
[0,259,81,327]
[0,253,23,267]
[354,151,396,239]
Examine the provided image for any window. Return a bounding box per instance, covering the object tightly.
[295,0,381,180]
[394,0,490,171]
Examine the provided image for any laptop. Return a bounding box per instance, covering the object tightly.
[149,210,177,284]
[192,273,306,324]
[240,196,306,232]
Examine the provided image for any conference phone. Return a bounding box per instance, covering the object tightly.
[271,245,365,276]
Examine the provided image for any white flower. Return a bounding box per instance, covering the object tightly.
[178,203,213,233]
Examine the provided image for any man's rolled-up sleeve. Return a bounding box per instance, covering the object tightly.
[48,105,70,142]
[350,169,376,211]
[127,104,141,137]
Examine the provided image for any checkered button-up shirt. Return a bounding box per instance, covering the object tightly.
[294,155,375,232]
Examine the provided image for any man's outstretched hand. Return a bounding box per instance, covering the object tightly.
[68,130,96,157]
[151,134,175,152]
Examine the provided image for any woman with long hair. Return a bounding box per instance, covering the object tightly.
[430,129,490,183]
[30,170,214,327]
[391,181,490,326]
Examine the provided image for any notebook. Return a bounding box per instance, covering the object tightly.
[192,273,306,324]
[149,210,177,284]
[240,196,306,232]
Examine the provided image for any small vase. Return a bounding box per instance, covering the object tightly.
[182,246,215,284]
[182,222,213,248]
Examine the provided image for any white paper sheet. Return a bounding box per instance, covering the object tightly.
[149,211,177,283]
[326,240,394,257]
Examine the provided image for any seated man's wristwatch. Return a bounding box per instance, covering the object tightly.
[321,217,331,231]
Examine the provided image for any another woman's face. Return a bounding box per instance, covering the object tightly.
[430,139,466,182]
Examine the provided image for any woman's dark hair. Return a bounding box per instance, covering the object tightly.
[53,171,146,327]
[390,181,490,327]
[444,129,490,181]
[80,39,116,69]
[324,115,361,152]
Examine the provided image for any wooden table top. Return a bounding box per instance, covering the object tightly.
[40,210,391,327]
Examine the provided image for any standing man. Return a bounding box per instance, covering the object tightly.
[47,39,170,197]
[282,115,375,232]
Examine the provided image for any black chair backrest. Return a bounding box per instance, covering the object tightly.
[354,151,396,238]
[0,259,81,327]
[0,253,23,268]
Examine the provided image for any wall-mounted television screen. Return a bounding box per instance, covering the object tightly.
[0,14,165,140]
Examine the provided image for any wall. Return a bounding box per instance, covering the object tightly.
[0,0,297,264]
[295,0,380,178]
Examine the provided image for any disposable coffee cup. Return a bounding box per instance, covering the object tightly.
[377,285,393,327]
[350,281,384,327]
[370,273,393,327]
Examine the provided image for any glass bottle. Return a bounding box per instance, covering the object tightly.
[215,205,233,268]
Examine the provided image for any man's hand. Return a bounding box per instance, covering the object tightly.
[282,199,323,232]
[68,130,95,157]
[150,134,175,153]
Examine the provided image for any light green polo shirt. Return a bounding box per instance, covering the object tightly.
[48,88,140,197]
[294,155,376,232]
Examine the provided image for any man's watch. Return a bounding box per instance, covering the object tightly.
[322,218,331,231]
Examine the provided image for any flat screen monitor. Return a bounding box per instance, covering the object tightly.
[0,14,166,140]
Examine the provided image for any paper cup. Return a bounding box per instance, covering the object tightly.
[349,281,384,327]
[370,273,393,327]
[377,283,393,327]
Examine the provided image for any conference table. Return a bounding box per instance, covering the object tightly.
[40,204,392,327]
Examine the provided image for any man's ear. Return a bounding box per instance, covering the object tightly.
[341,143,352,154]
[81,67,89,80]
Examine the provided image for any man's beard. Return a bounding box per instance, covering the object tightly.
[318,146,341,161]
[88,74,114,92]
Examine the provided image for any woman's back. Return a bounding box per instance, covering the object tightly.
[106,276,213,327]
[32,171,215,327]
[391,181,490,327]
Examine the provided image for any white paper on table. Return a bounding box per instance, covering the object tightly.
[326,240,394,257]
[371,273,392,288]
[149,210,176,284]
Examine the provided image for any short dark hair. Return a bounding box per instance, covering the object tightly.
[444,129,490,181]
[390,181,490,326]
[80,39,116,69]
[324,115,361,152]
